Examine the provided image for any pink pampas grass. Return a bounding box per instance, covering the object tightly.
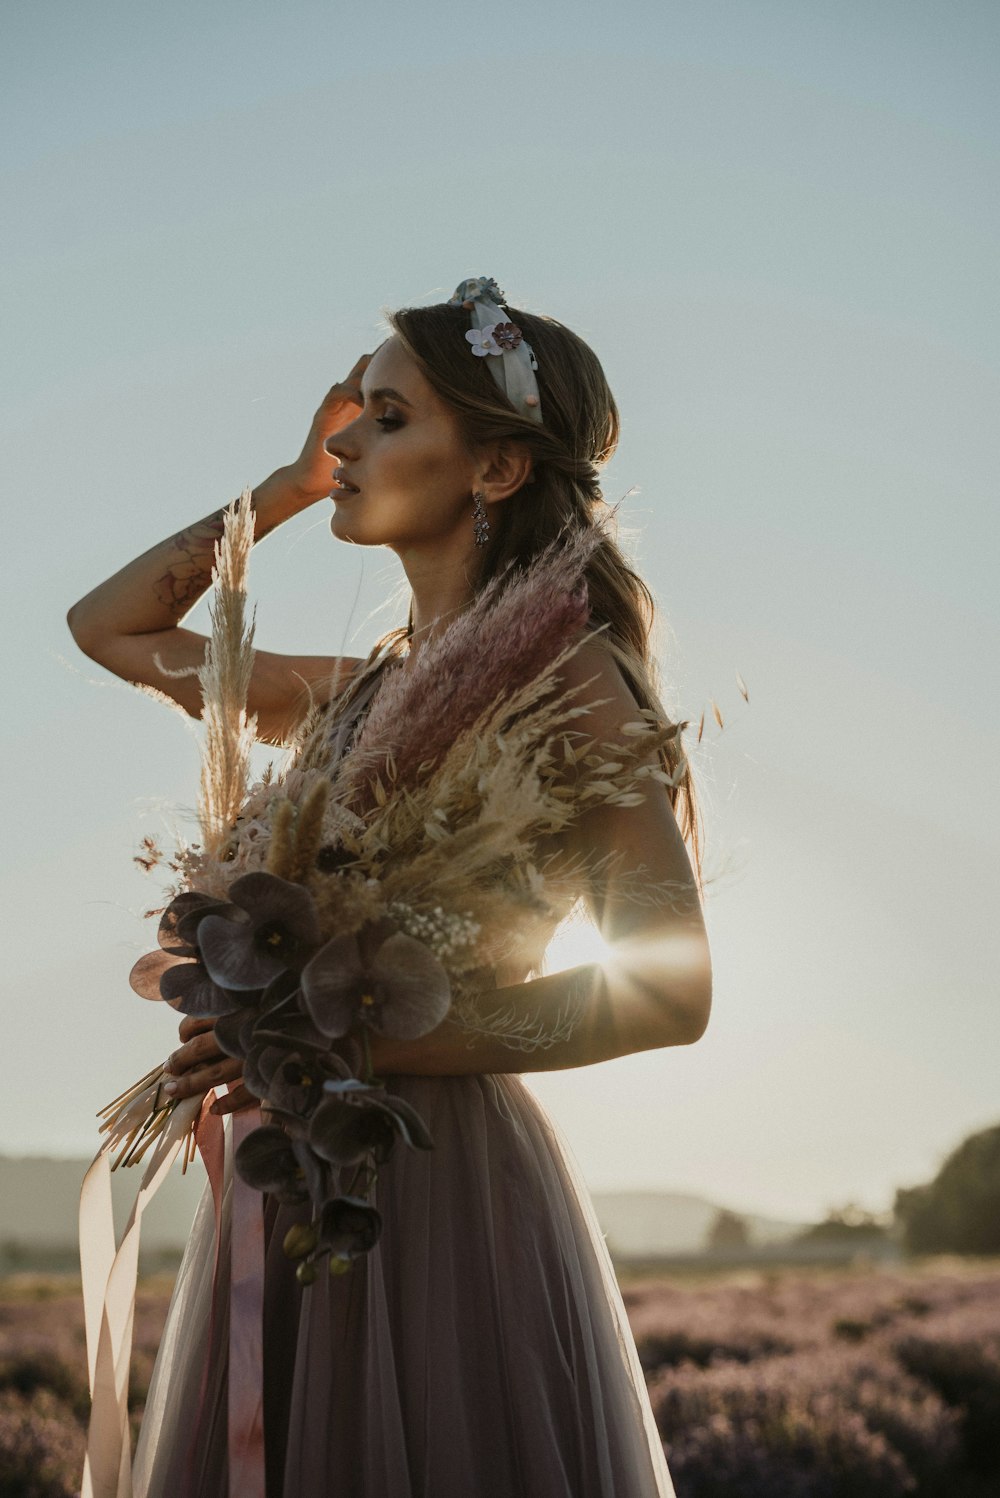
[342,525,604,811]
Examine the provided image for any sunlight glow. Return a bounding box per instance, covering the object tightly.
[542,912,615,975]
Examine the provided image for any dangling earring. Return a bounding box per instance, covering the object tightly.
[471,489,490,546]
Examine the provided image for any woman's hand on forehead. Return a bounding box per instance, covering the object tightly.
[286,353,373,503]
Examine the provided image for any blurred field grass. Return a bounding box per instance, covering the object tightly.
[1,1260,998,1497]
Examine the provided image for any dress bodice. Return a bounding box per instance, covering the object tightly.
[323,657,400,768]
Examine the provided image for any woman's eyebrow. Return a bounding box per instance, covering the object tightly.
[364,385,414,408]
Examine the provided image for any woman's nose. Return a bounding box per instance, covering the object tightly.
[324,422,360,459]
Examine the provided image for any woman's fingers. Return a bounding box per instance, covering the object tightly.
[285,353,373,503]
[162,1054,243,1101]
[210,1083,257,1117]
[177,1014,215,1045]
[164,1016,244,1102]
[325,352,371,404]
[318,357,370,429]
[165,1026,223,1076]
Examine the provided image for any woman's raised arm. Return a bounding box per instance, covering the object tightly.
[66,357,371,745]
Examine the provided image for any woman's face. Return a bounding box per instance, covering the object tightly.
[324,336,480,553]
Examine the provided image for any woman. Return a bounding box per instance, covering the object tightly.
[68,278,712,1497]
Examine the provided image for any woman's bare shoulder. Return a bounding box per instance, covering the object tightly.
[553,631,640,733]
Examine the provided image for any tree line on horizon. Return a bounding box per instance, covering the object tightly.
[705,1121,1000,1256]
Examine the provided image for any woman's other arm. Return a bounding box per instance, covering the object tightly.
[369,638,713,1076]
[66,359,370,745]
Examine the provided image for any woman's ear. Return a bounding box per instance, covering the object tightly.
[475,441,535,503]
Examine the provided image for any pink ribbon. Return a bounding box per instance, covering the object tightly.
[228,1107,267,1498]
[183,1099,266,1498]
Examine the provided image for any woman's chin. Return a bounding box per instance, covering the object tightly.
[329,510,380,547]
[330,514,356,540]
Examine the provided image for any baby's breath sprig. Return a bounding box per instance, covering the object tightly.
[386,901,482,963]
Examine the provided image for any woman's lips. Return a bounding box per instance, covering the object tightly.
[330,478,360,496]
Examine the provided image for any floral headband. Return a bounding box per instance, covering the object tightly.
[448,276,543,425]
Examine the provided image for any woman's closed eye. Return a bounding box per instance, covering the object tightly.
[375,413,404,431]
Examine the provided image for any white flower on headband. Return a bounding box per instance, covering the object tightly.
[465,325,503,358]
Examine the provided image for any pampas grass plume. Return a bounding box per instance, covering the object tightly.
[197,491,258,859]
[342,526,604,810]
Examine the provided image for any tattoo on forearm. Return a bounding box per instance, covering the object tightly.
[152,497,278,615]
[153,512,228,613]
[152,497,282,614]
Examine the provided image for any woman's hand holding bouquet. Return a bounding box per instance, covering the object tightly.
[164,1016,254,1118]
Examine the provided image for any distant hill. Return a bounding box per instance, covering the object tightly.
[0,1156,804,1264]
[590,1190,803,1257]
[0,1154,204,1260]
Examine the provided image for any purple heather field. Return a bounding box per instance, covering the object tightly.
[1,1263,998,1497]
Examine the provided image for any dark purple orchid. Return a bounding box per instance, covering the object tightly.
[241,1040,297,1103]
[294,1138,332,1214]
[159,960,249,1017]
[264,1051,355,1126]
[213,1003,261,1061]
[128,890,249,1016]
[300,916,451,1040]
[210,972,356,1122]
[197,873,323,991]
[309,1080,433,1168]
[250,989,333,1055]
[128,948,187,1003]
[233,1126,312,1205]
[160,890,235,951]
[234,1123,333,1213]
[212,972,303,1063]
[317,1195,382,1261]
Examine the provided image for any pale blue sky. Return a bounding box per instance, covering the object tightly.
[3,1,997,1221]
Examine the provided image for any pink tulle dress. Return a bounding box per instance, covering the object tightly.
[132,665,675,1498]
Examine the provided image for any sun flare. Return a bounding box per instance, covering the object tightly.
[542,912,614,975]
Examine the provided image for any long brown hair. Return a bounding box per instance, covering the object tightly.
[336,296,705,891]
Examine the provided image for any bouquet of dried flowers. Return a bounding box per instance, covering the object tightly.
[99,496,688,1282]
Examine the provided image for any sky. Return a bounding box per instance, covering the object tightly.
[2,0,997,1223]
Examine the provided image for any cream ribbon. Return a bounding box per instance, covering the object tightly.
[80,1093,202,1498]
[80,1095,267,1498]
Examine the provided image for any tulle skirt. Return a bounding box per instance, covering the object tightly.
[133,1071,674,1498]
